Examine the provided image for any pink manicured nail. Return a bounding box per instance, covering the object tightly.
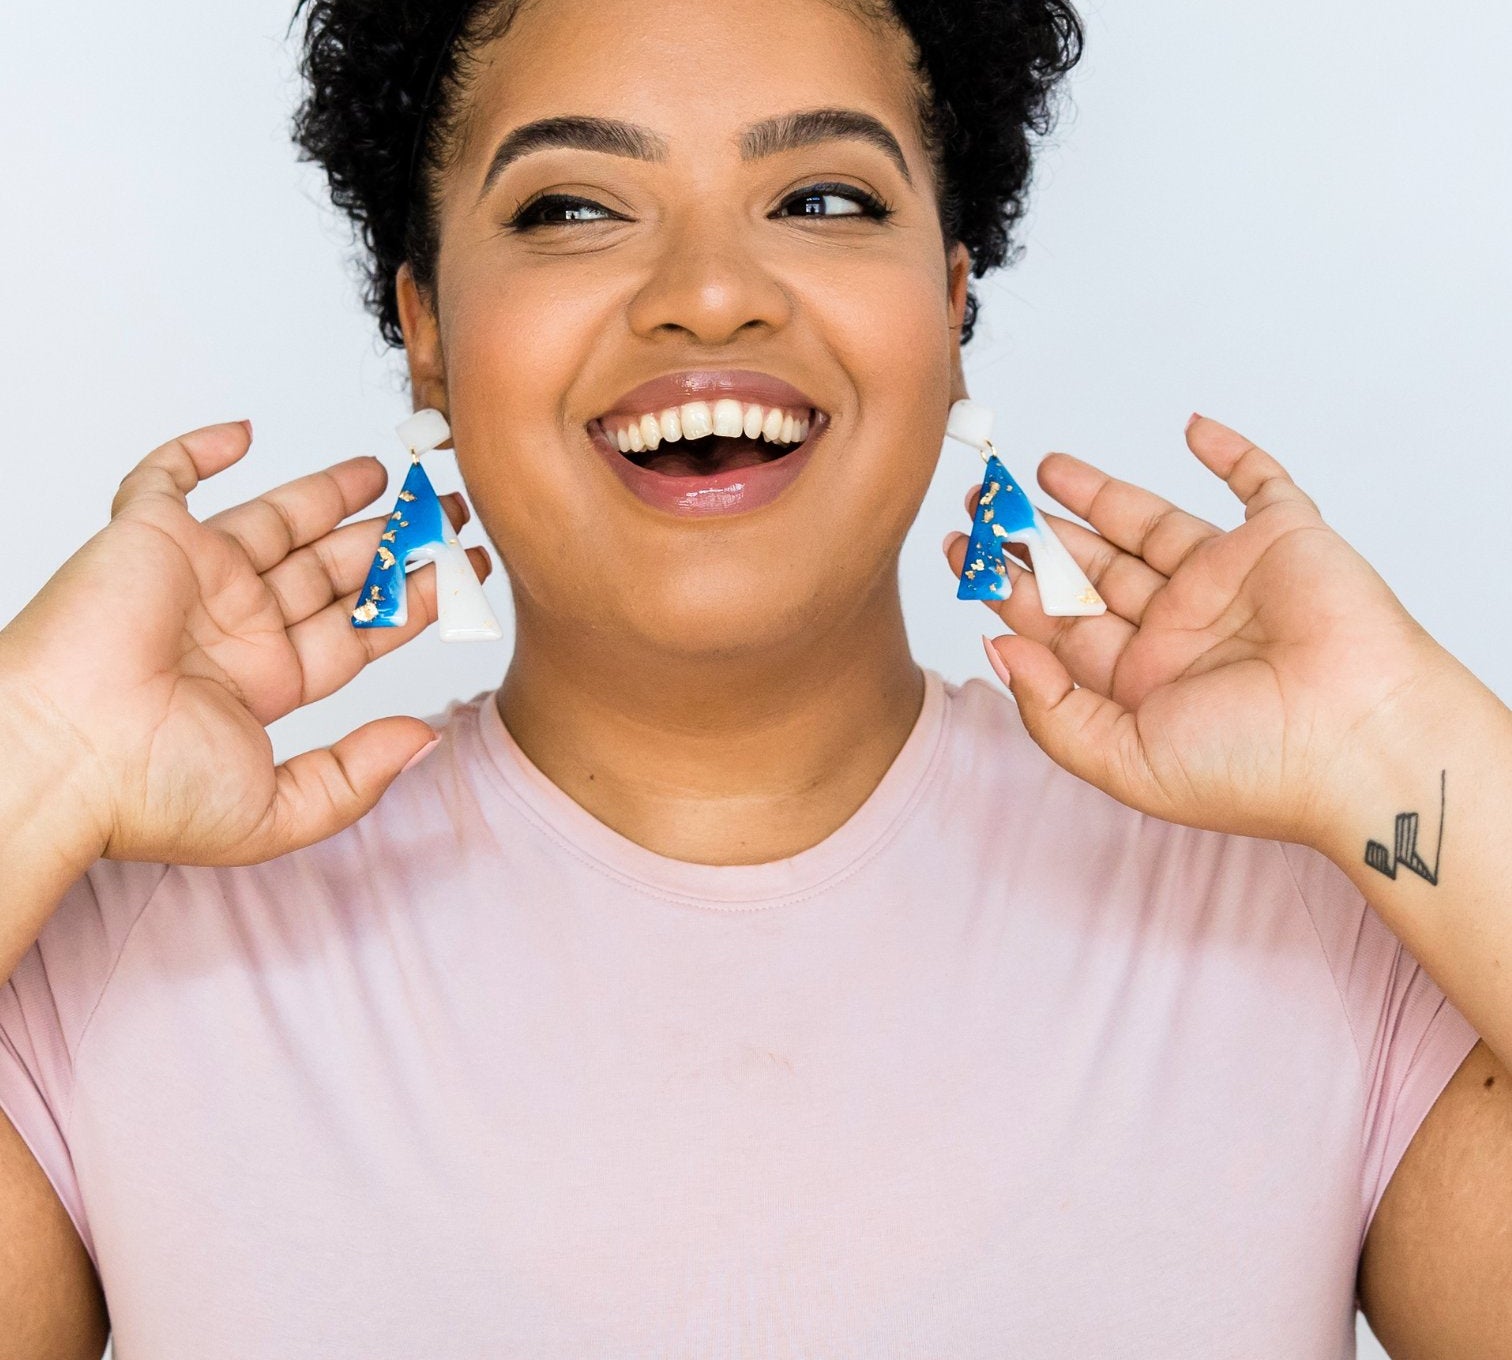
[1186,412,1202,433]
[942,530,966,555]
[402,735,441,772]
[981,635,1012,690]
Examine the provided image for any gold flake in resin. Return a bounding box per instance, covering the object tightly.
[380,529,397,543]
[377,547,396,570]
[1079,587,1103,606]
[351,600,379,622]
[397,490,416,502]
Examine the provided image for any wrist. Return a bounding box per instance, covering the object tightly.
[1305,644,1510,870]
[0,663,112,871]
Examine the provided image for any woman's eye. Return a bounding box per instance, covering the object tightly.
[775,184,891,220]
[508,195,620,229]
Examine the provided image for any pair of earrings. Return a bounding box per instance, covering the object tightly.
[946,398,1106,617]
[349,408,503,642]
[350,400,1101,642]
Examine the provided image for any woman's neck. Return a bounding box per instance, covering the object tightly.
[495,602,925,867]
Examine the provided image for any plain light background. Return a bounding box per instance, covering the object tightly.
[3,1,1509,1355]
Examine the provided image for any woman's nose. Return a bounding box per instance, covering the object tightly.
[624,213,793,345]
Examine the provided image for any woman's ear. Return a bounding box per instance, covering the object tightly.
[946,242,971,404]
[396,262,449,421]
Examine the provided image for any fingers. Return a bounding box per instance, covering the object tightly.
[981,632,1158,813]
[944,526,1138,696]
[957,482,1168,626]
[111,420,253,518]
[246,716,443,861]
[1184,414,1321,521]
[1034,452,1224,578]
[261,492,470,627]
[203,456,392,575]
[285,542,493,708]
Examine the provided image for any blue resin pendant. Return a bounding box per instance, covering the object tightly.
[949,400,1106,617]
[957,452,1026,602]
[350,410,503,641]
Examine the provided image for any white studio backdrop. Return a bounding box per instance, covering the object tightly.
[3,2,1508,1356]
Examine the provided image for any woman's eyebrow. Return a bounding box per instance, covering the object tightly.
[739,109,913,187]
[476,107,912,202]
[478,116,669,199]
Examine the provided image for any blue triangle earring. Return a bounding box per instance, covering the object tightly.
[350,408,503,641]
[947,398,1106,617]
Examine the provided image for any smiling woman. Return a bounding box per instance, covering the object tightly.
[285,0,1089,860]
[1,1,1509,1358]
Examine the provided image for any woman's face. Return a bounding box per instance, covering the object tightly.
[401,0,970,663]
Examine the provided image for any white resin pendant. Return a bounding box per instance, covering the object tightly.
[350,410,503,642]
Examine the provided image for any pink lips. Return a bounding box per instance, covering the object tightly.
[587,368,827,518]
[589,412,826,517]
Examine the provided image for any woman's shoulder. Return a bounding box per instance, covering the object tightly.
[24,688,502,972]
[939,671,1142,826]
[938,668,1355,918]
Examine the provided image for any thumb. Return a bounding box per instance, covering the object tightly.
[250,717,441,860]
[981,633,1154,811]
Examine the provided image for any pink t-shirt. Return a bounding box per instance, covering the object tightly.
[0,668,1479,1358]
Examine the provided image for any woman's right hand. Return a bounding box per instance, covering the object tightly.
[0,419,489,868]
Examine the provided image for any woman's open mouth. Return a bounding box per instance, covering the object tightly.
[587,396,826,517]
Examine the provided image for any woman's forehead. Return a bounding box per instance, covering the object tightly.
[451,0,924,171]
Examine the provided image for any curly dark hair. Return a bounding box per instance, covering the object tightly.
[290,0,1084,349]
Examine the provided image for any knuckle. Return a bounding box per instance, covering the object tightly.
[1087,542,1121,584]
[1087,480,1114,521]
[357,624,382,662]
[266,575,297,622]
[266,493,300,548]
[1138,504,1173,549]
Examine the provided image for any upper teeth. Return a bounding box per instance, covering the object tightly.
[602,400,812,454]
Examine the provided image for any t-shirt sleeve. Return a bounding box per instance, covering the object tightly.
[0,857,167,1272]
[1277,840,1481,1251]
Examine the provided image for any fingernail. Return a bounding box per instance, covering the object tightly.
[1186,412,1202,433]
[981,635,1013,690]
[240,418,253,437]
[942,530,966,555]
[402,735,442,773]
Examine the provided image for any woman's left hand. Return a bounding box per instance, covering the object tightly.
[944,413,1462,848]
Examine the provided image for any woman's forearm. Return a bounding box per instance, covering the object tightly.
[1307,651,1512,1069]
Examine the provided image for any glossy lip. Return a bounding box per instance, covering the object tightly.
[592,368,822,422]
[588,410,829,518]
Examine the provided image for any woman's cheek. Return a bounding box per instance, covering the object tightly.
[443,268,598,457]
[803,245,949,360]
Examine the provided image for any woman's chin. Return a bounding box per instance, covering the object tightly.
[602,570,833,661]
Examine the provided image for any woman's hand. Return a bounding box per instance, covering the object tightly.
[944,413,1462,848]
[0,420,488,867]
